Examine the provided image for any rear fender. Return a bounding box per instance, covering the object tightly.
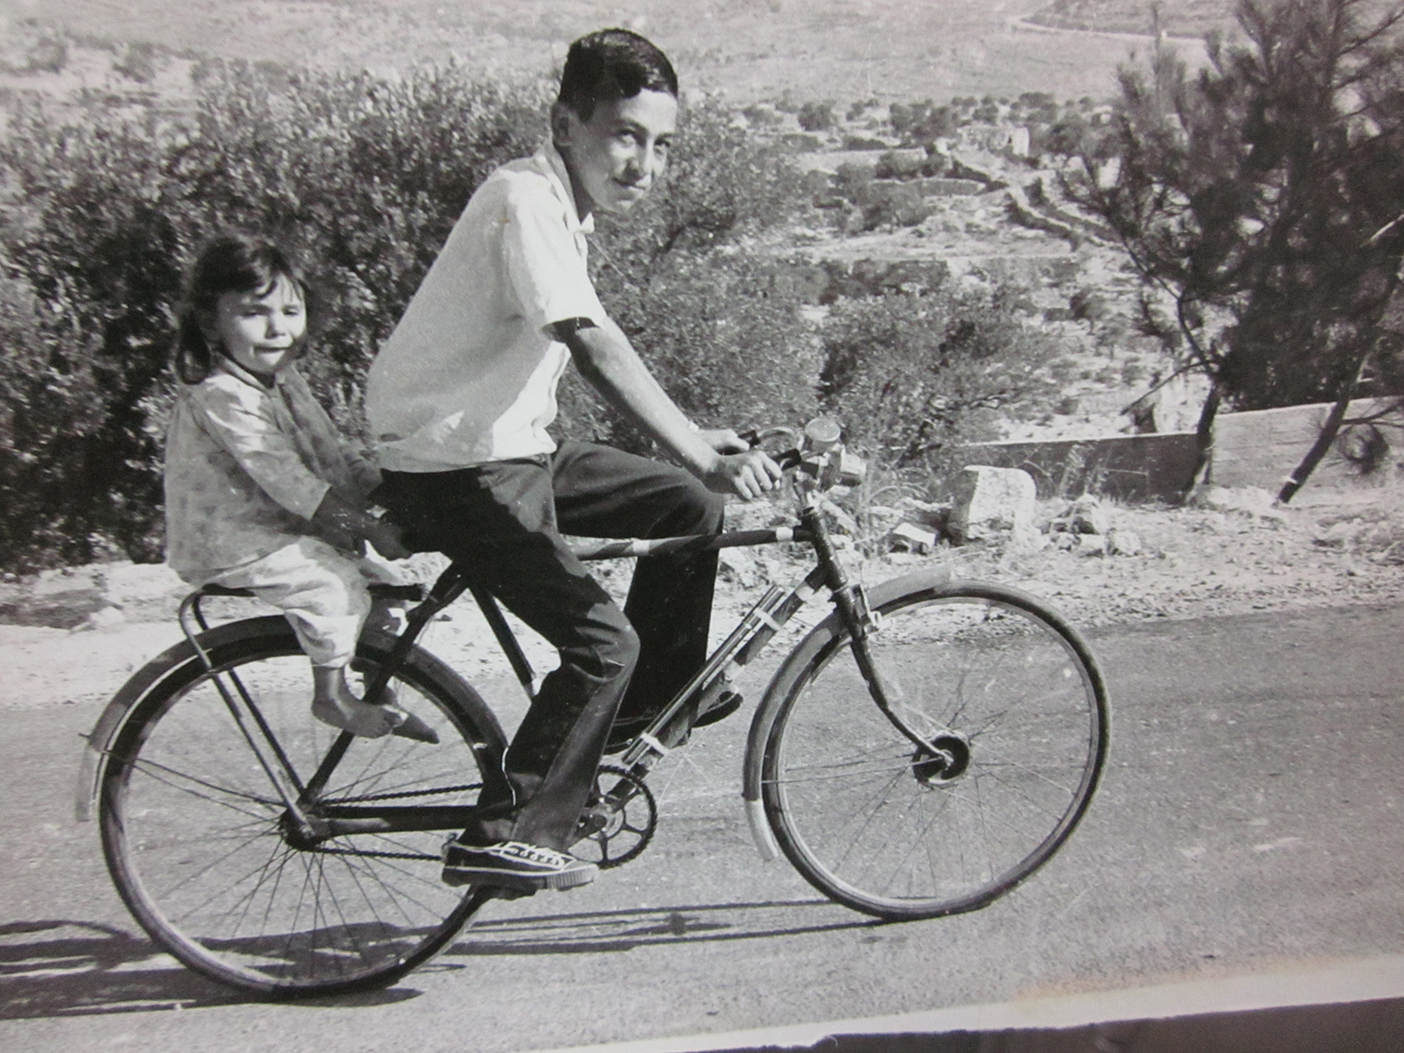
[75,616,292,821]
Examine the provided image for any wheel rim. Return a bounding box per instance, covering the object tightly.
[103,645,489,993]
[764,589,1107,918]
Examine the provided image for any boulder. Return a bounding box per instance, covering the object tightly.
[1069,495,1111,535]
[950,466,1040,550]
[1193,485,1288,525]
[889,522,937,555]
[1076,534,1108,557]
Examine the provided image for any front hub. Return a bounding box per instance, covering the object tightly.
[911,731,972,786]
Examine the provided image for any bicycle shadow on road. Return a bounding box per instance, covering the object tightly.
[0,920,417,1019]
[448,896,889,957]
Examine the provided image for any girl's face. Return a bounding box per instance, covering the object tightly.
[208,275,307,380]
[553,88,677,219]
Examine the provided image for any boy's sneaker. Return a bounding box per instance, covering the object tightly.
[441,839,598,892]
[694,689,743,728]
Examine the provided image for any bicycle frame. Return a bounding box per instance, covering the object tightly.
[78,431,955,860]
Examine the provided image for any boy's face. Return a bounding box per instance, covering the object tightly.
[209,276,307,380]
[554,89,678,218]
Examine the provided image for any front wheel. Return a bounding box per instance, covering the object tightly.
[757,581,1109,920]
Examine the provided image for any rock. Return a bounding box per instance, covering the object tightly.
[0,568,105,629]
[1194,485,1288,525]
[889,522,937,555]
[96,561,188,620]
[1107,528,1143,556]
[950,466,1038,547]
[1069,495,1111,535]
[1076,534,1108,557]
[81,605,128,631]
[719,547,766,588]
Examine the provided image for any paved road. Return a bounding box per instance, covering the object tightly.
[3,602,1403,1052]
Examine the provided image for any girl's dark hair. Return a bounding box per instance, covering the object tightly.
[557,28,677,121]
[174,234,317,384]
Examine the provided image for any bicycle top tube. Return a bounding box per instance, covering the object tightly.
[567,525,816,561]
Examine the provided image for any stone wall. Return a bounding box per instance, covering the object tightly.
[956,397,1404,504]
[1210,398,1404,490]
[956,432,1201,502]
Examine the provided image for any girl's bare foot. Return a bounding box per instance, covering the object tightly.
[309,666,438,743]
[312,690,402,738]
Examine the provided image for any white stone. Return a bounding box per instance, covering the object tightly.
[889,522,937,554]
[1107,528,1143,556]
[1069,495,1111,535]
[1076,534,1108,557]
[950,466,1038,544]
[82,605,128,631]
[718,547,766,588]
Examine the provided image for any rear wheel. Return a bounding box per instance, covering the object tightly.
[758,582,1108,920]
[99,619,505,995]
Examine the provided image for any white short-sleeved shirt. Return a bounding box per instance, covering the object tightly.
[163,360,381,582]
[364,142,609,472]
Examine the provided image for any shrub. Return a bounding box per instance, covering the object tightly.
[889,100,956,145]
[855,182,932,231]
[796,100,834,132]
[817,288,1059,474]
[0,69,812,570]
[0,61,541,569]
[873,150,925,180]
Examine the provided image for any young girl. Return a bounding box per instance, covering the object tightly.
[164,233,432,742]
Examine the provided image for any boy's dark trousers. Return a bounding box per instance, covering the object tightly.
[377,440,724,853]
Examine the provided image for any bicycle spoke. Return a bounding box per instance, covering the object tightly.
[128,755,282,815]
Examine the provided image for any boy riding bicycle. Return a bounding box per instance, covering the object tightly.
[365,28,783,894]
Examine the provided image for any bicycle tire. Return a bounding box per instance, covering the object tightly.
[756,579,1109,921]
[98,616,506,996]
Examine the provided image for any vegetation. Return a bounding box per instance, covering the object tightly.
[0,61,542,569]
[818,287,1058,475]
[0,48,1087,571]
[1066,0,1404,498]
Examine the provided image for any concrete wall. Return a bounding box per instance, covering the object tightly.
[956,397,1404,504]
[1210,397,1404,490]
[957,432,1201,502]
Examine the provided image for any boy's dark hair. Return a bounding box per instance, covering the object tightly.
[174,233,318,384]
[557,28,677,121]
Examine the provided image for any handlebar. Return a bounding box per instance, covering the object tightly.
[740,418,866,491]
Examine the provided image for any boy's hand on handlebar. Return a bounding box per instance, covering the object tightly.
[697,427,752,455]
[705,448,785,501]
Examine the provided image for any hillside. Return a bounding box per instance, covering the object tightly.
[0,0,1211,104]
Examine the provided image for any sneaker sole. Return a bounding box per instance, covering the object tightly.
[441,864,597,892]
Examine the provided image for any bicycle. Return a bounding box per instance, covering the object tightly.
[76,420,1109,997]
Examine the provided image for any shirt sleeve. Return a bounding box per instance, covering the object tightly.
[190,379,331,520]
[281,369,382,499]
[500,181,609,335]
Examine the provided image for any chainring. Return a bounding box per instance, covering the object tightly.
[572,764,657,869]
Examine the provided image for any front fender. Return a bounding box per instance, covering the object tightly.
[740,567,954,859]
[74,616,292,821]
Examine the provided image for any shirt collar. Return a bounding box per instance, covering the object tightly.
[212,355,283,392]
[536,139,595,236]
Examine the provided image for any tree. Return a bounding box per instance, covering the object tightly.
[1068,0,1404,500]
